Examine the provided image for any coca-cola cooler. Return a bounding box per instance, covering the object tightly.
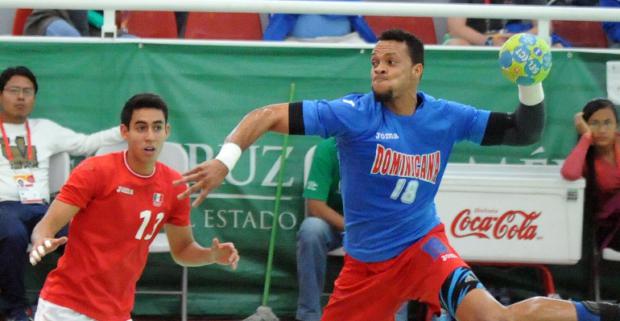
[436,163,585,265]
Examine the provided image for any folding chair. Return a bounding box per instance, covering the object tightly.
[124,11,178,38]
[49,152,71,196]
[184,12,263,40]
[552,20,609,48]
[12,9,33,36]
[591,194,620,300]
[365,16,438,44]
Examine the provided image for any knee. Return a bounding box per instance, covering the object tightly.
[1,227,29,250]
[297,217,330,244]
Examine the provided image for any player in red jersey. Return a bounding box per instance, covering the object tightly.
[28,93,239,321]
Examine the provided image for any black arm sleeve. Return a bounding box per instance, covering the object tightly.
[480,101,545,146]
[289,101,305,135]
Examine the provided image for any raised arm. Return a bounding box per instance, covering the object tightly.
[175,103,291,206]
[29,199,79,265]
[480,83,545,146]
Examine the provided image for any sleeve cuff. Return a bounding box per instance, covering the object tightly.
[518,83,544,106]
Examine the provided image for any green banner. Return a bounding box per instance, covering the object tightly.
[6,41,617,316]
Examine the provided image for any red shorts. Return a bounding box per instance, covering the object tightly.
[321,224,468,321]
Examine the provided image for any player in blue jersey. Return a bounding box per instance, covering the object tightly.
[177,29,620,321]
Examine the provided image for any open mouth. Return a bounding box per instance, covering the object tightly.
[144,146,156,153]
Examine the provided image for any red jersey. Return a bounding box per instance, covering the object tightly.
[40,152,191,321]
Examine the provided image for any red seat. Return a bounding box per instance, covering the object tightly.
[552,20,608,48]
[184,12,263,40]
[365,16,437,45]
[12,9,33,35]
[125,11,178,38]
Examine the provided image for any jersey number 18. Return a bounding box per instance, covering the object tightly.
[390,178,419,204]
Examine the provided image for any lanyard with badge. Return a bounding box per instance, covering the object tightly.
[0,117,42,204]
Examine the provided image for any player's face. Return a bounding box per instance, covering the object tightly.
[121,108,170,167]
[587,107,617,148]
[0,75,36,123]
[370,41,422,102]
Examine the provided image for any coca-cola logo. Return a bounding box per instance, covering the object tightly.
[450,209,541,240]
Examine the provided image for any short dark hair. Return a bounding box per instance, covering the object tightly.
[121,93,168,127]
[0,66,38,93]
[378,29,424,66]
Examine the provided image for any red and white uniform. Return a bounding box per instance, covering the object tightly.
[40,152,190,321]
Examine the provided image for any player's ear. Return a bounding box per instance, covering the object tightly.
[412,63,423,80]
[120,124,129,140]
[165,123,171,138]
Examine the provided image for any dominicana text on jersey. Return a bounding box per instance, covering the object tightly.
[301,92,490,262]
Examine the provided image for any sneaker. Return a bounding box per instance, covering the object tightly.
[602,247,620,261]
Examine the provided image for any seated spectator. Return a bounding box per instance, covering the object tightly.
[24,10,131,37]
[600,0,620,48]
[25,10,90,37]
[263,0,376,43]
[561,98,620,258]
[445,0,569,47]
[0,66,124,321]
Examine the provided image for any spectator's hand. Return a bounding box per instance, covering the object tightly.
[210,238,239,270]
[174,159,229,207]
[574,112,591,136]
[29,237,68,266]
[492,32,513,46]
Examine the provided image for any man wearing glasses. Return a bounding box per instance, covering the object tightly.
[0,66,123,321]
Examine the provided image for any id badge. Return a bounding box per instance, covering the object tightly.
[13,171,43,204]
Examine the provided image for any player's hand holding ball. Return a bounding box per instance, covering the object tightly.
[498,33,552,86]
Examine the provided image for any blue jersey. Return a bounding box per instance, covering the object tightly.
[302,92,490,262]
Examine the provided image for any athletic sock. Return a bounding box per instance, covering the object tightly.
[576,301,620,321]
[575,302,601,321]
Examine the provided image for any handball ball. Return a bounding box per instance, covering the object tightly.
[498,33,552,85]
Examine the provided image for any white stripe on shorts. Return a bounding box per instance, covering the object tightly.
[34,298,132,321]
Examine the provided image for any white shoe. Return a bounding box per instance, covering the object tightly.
[602,247,620,261]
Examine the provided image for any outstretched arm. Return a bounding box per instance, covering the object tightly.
[175,103,291,207]
[165,224,239,269]
[30,200,79,265]
[481,83,545,146]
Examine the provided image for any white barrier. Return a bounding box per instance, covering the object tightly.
[0,0,618,40]
[437,163,585,264]
[0,0,618,21]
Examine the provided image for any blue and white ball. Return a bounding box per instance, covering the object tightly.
[498,33,552,85]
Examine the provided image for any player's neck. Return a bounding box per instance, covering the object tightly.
[124,152,156,177]
[386,92,417,116]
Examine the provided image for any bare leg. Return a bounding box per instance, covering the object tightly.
[455,288,577,321]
